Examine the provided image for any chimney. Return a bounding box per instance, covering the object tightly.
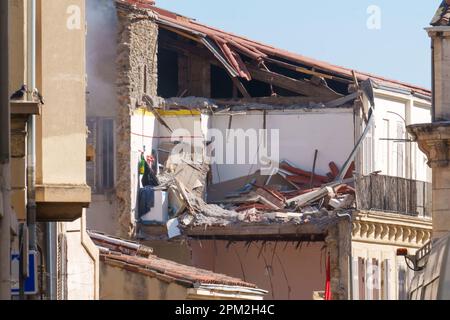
[408,0,450,240]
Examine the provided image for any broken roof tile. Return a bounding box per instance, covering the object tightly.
[116,0,431,97]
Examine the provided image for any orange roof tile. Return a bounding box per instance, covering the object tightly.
[117,0,431,97]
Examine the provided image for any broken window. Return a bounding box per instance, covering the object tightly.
[87,117,115,193]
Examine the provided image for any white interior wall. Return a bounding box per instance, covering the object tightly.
[211,109,354,184]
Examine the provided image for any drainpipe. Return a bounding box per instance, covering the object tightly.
[46,222,57,300]
[0,0,11,301]
[27,0,37,252]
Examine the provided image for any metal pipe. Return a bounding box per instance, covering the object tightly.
[46,222,57,300]
[25,0,38,301]
[27,0,37,252]
[0,0,11,300]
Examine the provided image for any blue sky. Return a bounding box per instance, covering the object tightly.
[156,0,438,89]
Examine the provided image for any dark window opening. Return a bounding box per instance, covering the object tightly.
[157,47,179,98]
[211,65,233,99]
[242,79,272,97]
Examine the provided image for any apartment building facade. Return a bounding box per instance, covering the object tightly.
[85,0,433,300]
[1,0,98,300]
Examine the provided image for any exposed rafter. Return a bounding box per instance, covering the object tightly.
[246,64,343,99]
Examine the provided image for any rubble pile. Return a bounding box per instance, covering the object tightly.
[156,148,356,230]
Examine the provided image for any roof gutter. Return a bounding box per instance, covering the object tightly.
[373,83,431,102]
[188,284,268,300]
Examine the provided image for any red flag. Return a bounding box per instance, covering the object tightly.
[325,253,332,300]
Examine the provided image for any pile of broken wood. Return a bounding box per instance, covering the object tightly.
[158,154,356,228]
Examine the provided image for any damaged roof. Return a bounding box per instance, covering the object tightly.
[117,0,431,98]
[89,231,262,289]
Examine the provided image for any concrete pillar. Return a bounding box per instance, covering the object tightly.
[0,0,11,300]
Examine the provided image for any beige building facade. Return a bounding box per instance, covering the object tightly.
[1,0,98,300]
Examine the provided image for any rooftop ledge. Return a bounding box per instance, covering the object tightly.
[36,184,91,222]
[10,101,42,116]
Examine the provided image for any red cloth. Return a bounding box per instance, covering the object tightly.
[325,253,332,300]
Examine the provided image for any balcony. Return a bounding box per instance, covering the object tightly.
[356,174,432,218]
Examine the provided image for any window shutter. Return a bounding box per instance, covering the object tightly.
[358,257,366,300]
[372,258,380,300]
[381,259,391,300]
[352,257,359,300]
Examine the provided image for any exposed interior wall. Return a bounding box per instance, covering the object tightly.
[100,262,187,300]
[129,110,204,221]
[190,240,326,300]
[211,109,354,184]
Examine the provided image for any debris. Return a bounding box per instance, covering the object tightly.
[167,218,182,239]
[255,187,285,210]
[286,186,335,207]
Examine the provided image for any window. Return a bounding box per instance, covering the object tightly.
[382,119,390,175]
[398,264,407,300]
[363,124,374,175]
[372,258,380,300]
[358,257,366,300]
[87,117,115,193]
[396,121,405,178]
[352,257,360,300]
[381,259,391,300]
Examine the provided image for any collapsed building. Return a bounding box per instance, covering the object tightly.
[86,0,434,300]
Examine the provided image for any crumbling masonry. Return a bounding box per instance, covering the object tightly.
[116,4,158,237]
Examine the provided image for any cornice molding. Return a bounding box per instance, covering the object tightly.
[352,216,432,247]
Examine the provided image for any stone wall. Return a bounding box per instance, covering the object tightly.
[116,4,158,238]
